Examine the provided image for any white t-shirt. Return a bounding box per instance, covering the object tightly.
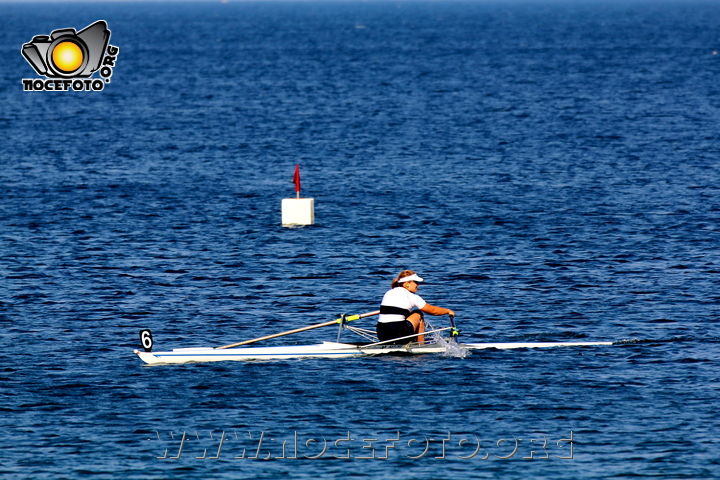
[378,287,427,323]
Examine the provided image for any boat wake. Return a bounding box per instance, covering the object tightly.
[429,332,469,358]
[614,336,709,345]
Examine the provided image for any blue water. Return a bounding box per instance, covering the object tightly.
[1,1,720,478]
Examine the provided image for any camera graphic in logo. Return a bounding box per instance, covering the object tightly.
[22,20,110,78]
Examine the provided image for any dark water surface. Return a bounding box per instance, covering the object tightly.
[1,1,719,478]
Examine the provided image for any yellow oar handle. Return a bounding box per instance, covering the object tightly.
[336,310,380,323]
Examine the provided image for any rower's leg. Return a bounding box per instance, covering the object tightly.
[407,312,425,344]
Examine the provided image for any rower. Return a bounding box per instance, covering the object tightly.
[376,270,455,344]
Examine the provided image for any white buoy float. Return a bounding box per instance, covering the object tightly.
[282,164,314,227]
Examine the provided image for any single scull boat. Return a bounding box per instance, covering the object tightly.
[134,311,612,365]
[135,340,613,365]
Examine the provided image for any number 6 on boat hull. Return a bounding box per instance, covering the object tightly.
[139,329,153,352]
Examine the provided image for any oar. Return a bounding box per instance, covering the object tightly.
[215,310,380,349]
[449,315,459,343]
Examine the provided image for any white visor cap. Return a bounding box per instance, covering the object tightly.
[397,274,424,284]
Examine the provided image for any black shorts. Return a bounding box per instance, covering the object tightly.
[376,320,416,343]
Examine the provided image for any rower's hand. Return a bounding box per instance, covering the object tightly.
[447,309,455,317]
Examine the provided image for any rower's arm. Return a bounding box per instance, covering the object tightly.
[421,304,455,317]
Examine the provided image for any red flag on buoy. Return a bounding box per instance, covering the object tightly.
[292,164,301,197]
